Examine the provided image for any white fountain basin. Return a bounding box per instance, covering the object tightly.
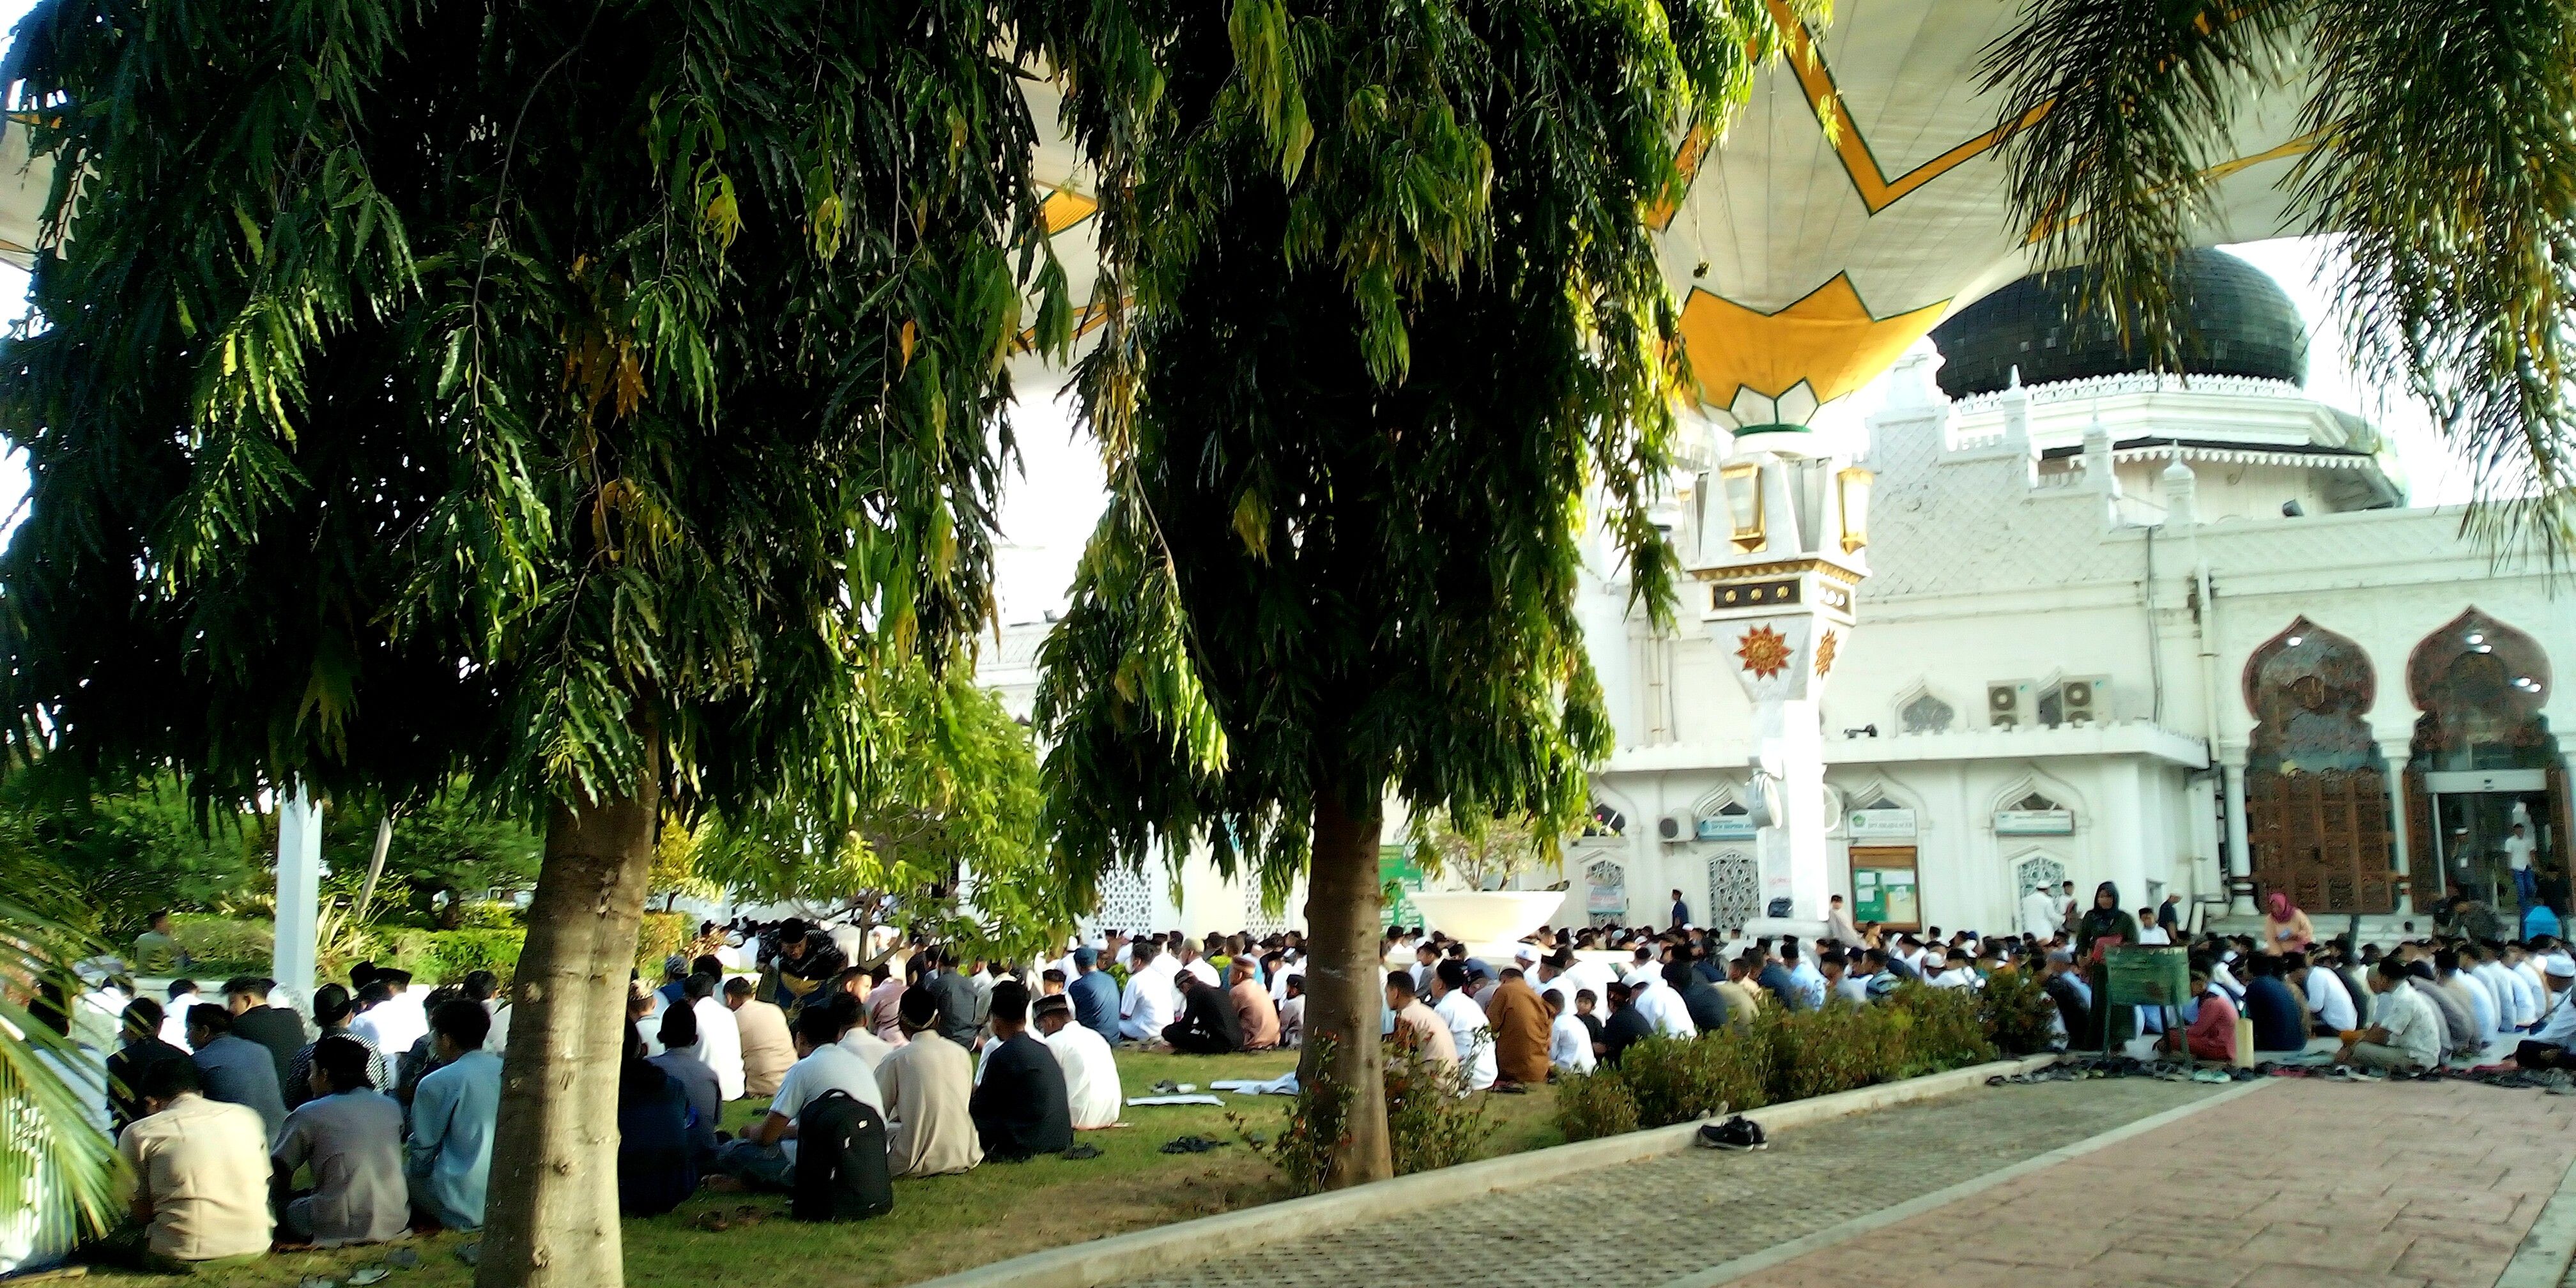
[1407,890,1568,958]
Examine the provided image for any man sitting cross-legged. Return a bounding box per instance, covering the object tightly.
[875,986,983,1177]
[1162,968,1243,1055]
[714,1000,881,1190]
[1034,994,1122,1130]
[968,982,1074,1161]
[2336,954,2444,1072]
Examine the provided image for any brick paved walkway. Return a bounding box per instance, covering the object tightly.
[1133,1078,2225,1288]
[1737,1078,2576,1288]
[1134,1077,2576,1288]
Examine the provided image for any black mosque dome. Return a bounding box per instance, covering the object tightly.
[1929,248,2310,399]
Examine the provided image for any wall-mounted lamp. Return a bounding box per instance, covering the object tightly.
[1720,462,1766,553]
[1837,466,1873,554]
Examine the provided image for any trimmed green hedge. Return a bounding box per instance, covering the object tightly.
[387,928,525,988]
[156,908,705,990]
[166,914,274,977]
[1556,982,2016,1142]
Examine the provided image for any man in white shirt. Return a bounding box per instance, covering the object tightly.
[1033,996,1121,1129]
[1117,942,1180,1043]
[1626,969,1698,1039]
[2506,824,2538,908]
[160,981,200,1053]
[351,970,427,1057]
[832,989,895,1075]
[2514,954,2576,1068]
[2339,957,2442,1071]
[1174,942,1221,990]
[2293,953,2358,1034]
[2020,884,2060,940]
[2473,947,2538,1030]
[684,974,744,1100]
[1784,941,1828,1009]
[1426,962,1498,1092]
[1544,990,1595,1075]
[714,1004,881,1190]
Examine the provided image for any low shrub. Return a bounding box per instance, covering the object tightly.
[1975,968,2061,1055]
[1553,1070,1640,1142]
[1880,982,1997,1074]
[1384,1043,1493,1175]
[1241,1038,1353,1196]
[1761,1000,1905,1101]
[1618,1029,1769,1126]
[1570,984,2012,1137]
[1244,1036,1496,1195]
[167,915,273,974]
[387,928,525,986]
[447,900,526,930]
[636,911,690,974]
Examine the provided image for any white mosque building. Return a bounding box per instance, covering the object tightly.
[1577,249,2575,939]
[983,249,2576,942]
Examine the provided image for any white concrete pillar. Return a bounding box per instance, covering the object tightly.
[2222,760,2253,914]
[273,784,324,1009]
[1752,696,1832,922]
[2382,740,2416,914]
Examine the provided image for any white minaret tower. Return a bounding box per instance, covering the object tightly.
[1691,424,1871,940]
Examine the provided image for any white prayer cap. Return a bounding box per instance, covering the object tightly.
[2547,955,2576,980]
[1514,946,1541,965]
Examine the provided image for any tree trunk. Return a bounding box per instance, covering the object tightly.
[475,746,660,1288]
[1298,793,1392,1187]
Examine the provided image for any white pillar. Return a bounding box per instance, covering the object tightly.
[273,784,324,1010]
[2222,761,2253,915]
[1752,694,1832,923]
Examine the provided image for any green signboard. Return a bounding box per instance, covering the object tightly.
[1851,863,1917,926]
[1380,845,1425,929]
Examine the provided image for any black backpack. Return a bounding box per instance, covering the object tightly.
[792,1089,893,1222]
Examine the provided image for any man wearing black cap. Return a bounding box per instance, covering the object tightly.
[222,976,309,1092]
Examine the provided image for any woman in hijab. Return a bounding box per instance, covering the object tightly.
[2076,883,2140,1048]
[2259,891,2315,956]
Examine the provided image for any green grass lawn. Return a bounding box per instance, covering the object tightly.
[75,1050,1566,1288]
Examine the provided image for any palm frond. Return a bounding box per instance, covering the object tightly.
[2292,0,2576,558]
[1981,0,2294,359]
[0,829,124,1260]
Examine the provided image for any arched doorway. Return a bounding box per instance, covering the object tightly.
[2241,617,2396,913]
[2404,609,2562,917]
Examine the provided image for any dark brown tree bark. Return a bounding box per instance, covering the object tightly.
[1298,792,1392,1187]
[475,744,660,1288]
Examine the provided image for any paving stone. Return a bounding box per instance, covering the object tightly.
[1131,1079,2220,1288]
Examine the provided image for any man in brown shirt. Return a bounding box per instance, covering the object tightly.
[1228,959,1282,1051]
[1483,967,1553,1087]
[1383,971,1457,1073]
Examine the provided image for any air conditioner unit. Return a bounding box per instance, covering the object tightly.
[1987,682,2028,730]
[2035,675,2108,728]
[1657,810,1694,843]
[2058,676,2107,726]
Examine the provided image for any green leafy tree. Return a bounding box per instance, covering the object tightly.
[0,3,1064,1285]
[0,769,266,935]
[1028,0,1779,1185]
[691,661,1068,962]
[371,796,544,928]
[1982,0,2576,548]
